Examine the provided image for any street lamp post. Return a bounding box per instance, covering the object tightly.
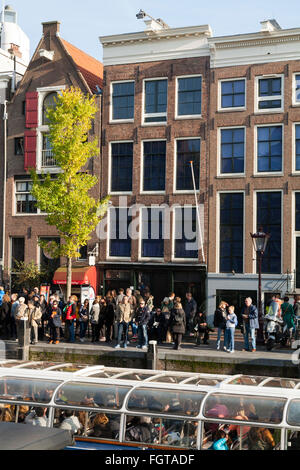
[250,228,271,344]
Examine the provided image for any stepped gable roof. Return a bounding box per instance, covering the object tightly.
[61,38,103,93]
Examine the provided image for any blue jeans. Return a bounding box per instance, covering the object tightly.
[79,322,88,339]
[138,324,148,347]
[130,321,137,336]
[117,322,129,346]
[217,328,225,348]
[66,320,75,343]
[225,328,235,351]
[244,324,256,350]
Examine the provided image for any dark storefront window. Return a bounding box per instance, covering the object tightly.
[219,193,244,273]
[216,290,257,323]
[141,208,164,258]
[257,192,282,274]
[143,141,166,191]
[109,208,132,258]
[174,207,198,259]
[111,142,133,192]
[176,139,200,191]
[112,81,134,120]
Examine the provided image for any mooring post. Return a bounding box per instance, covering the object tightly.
[17,319,30,361]
[147,340,158,370]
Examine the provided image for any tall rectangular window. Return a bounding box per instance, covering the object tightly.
[257,192,282,274]
[295,75,300,104]
[144,79,168,123]
[220,128,245,174]
[11,237,25,270]
[177,76,202,116]
[174,207,198,259]
[112,82,134,120]
[15,181,37,214]
[296,124,300,171]
[219,193,244,273]
[295,193,300,232]
[176,139,200,191]
[15,137,24,156]
[109,208,132,258]
[143,141,166,192]
[110,142,133,192]
[257,126,282,172]
[257,77,283,110]
[141,208,164,258]
[39,237,60,273]
[221,80,245,109]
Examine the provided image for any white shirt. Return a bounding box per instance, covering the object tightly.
[60,415,82,433]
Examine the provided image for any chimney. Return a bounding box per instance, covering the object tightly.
[260,19,281,33]
[42,21,61,37]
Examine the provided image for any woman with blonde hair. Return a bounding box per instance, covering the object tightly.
[170,301,186,351]
[214,301,228,351]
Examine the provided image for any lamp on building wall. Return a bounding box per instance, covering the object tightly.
[250,227,271,344]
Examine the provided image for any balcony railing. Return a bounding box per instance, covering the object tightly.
[41,149,59,168]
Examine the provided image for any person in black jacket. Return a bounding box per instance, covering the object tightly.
[170,301,186,351]
[194,311,210,346]
[104,296,115,344]
[149,308,166,344]
[0,294,11,339]
[135,299,151,350]
[214,301,228,351]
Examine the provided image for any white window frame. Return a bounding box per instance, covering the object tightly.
[218,77,247,112]
[108,140,134,196]
[142,77,168,126]
[172,205,200,262]
[139,206,165,262]
[217,126,246,177]
[36,85,66,173]
[173,137,201,194]
[253,189,283,275]
[14,180,41,216]
[254,124,284,177]
[216,190,245,274]
[175,74,202,120]
[293,73,300,107]
[140,139,167,195]
[109,80,135,124]
[106,206,132,261]
[255,74,284,114]
[292,122,300,175]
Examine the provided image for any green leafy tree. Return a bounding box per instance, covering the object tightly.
[13,260,45,291]
[31,87,109,299]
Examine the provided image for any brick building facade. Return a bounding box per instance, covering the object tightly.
[2,21,103,295]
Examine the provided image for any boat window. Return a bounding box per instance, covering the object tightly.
[53,408,120,440]
[85,371,120,379]
[125,415,198,448]
[0,361,27,368]
[228,376,268,386]
[286,400,300,426]
[201,422,281,450]
[54,382,131,409]
[262,378,300,389]
[149,375,193,384]
[17,362,61,370]
[186,377,222,386]
[115,373,155,381]
[0,377,61,404]
[51,365,88,373]
[203,393,285,424]
[127,388,205,417]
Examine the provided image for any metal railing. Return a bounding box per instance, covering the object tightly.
[41,149,58,168]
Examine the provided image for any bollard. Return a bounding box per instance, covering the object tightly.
[146,340,158,370]
[17,319,30,361]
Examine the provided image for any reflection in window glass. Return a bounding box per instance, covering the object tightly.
[127,388,205,417]
[54,383,131,409]
[296,75,300,103]
[229,376,267,386]
[263,379,300,389]
[203,394,285,424]
[221,80,245,108]
[144,79,168,123]
[54,409,120,440]
[112,82,134,120]
[125,415,197,448]
[287,400,300,426]
[202,424,279,450]
[220,128,245,174]
[0,378,61,403]
[257,126,282,172]
[177,76,202,116]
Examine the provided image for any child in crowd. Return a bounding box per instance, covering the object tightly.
[224,306,238,353]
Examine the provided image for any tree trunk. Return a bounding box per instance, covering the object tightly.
[67,256,72,300]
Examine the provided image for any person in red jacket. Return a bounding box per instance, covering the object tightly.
[64,295,77,343]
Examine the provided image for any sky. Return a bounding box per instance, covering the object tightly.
[6,0,300,62]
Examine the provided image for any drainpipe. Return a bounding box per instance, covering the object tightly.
[1,99,7,285]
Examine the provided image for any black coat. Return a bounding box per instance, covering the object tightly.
[213,308,227,329]
[171,308,186,334]
[194,313,208,331]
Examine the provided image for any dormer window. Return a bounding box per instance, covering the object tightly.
[42,92,57,125]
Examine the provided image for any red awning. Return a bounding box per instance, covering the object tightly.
[53,266,97,292]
